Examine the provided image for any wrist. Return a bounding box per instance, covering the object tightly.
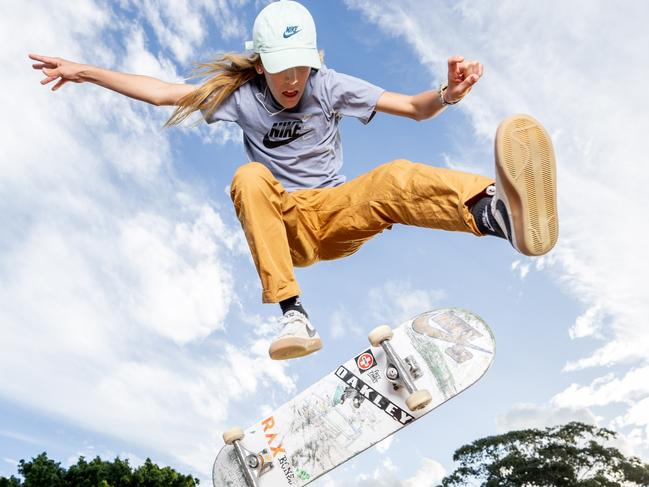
[439,83,461,106]
[78,64,99,83]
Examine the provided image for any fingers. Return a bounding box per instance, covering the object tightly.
[458,74,478,93]
[444,56,484,103]
[463,61,484,79]
[447,56,464,74]
[29,53,53,64]
[29,53,60,70]
[447,56,484,87]
[52,78,68,91]
[40,67,60,86]
[39,67,66,90]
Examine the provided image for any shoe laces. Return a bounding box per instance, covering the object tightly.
[278,310,316,338]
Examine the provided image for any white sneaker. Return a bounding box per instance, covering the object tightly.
[269,310,323,360]
[493,114,558,256]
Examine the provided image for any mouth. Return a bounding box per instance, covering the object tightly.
[282,90,299,99]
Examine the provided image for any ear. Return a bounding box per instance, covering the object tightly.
[255,63,264,75]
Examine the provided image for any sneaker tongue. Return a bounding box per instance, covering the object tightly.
[280,310,303,328]
[284,310,303,318]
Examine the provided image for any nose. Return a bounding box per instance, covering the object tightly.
[284,67,298,86]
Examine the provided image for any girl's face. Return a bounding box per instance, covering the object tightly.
[258,65,311,109]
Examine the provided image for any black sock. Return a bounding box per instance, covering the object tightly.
[471,196,505,238]
[280,296,308,317]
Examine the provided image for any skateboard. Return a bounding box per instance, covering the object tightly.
[212,308,496,487]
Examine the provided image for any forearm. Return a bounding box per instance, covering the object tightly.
[79,65,191,106]
[411,89,446,121]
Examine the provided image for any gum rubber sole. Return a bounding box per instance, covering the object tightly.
[495,114,558,256]
[269,337,323,360]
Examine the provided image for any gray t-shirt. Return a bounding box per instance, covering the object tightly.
[203,65,385,191]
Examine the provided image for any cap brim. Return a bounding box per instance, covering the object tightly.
[260,48,321,74]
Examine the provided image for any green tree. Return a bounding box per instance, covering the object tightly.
[0,476,22,487]
[0,452,199,486]
[65,456,133,486]
[438,422,649,486]
[18,453,66,487]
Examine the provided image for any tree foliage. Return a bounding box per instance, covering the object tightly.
[0,452,199,487]
[438,422,649,487]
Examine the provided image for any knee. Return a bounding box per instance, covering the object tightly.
[371,159,415,189]
[378,159,413,176]
[230,162,275,201]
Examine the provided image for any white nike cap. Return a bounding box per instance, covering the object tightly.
[245,0,321,74]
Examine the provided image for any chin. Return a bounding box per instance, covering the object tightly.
[281,97,301,108]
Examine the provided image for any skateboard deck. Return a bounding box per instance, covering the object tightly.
[213,308,496,486]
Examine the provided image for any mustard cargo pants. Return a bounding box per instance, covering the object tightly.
[230,159,494,303]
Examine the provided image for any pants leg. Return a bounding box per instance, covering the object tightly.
[230,162,304,304]
[295,159,494,261]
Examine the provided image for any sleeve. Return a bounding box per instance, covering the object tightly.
[319,67,385,124]
[201,89,239,124]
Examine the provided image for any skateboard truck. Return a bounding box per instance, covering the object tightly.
[369,325,432,411]
[222,428,273,487]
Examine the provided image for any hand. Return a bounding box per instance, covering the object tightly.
[445,56,483,103]
[29,53,87,91]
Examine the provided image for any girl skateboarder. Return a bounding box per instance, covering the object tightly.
[30,0,557,361]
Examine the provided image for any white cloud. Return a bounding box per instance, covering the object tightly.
[569,304,607,339]
[511,259,530,280]
[330,306,363,340]
[327,455,446,487]
[123,0,251,65]
[200,119,244,146]
[375,435,394,454]
[497,403,599,432]
[120,25,182,83]
[1,0,291,479]
[403,458,446,487]
[552,367,649,410]
[367,280,446,324]
[346,0,649,456]
[356,457,400,486]
[0,430,44,448]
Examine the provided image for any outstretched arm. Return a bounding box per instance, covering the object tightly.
[29,54,196,106]
[375,56,483,121]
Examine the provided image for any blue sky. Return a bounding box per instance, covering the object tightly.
[2,0,649,485]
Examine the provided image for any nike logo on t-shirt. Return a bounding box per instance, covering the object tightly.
[263,120,310,149]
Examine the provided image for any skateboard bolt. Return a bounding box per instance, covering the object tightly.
[247,455,259,469]
[387,366,399,380]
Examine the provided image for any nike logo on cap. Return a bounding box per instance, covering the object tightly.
[283,26,301,38]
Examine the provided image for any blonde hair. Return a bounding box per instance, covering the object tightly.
[165,52,260,127]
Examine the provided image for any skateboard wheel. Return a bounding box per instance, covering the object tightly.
[368,325,393,347]
[406,389,432,411]
[223,427,244,445]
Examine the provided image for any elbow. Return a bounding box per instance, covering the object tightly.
[151,86,181,107]
[412,112,427,122]
[150,95,173,107]
[410,106,430,122]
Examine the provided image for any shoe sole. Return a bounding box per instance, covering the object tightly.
[495,114,558,256]
[269,337,323,360]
